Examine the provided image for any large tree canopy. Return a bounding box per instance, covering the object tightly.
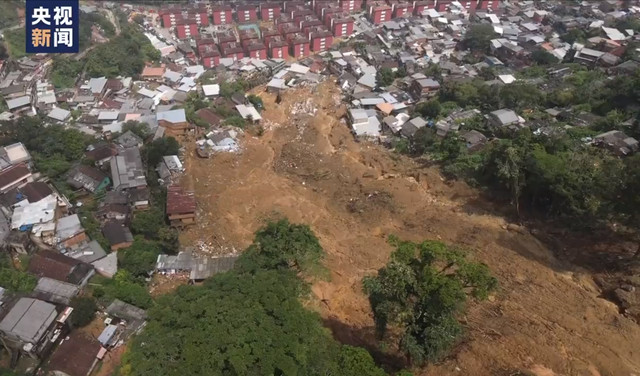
[363,237,497,366]
[121,220,388,376]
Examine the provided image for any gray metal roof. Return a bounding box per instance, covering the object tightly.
[98,324,118,346]
[67,240,107,264]
[409,117,428,128]
[357,74,377,88]
[156,251,193,271]
[32,278,80,305]
[6,96,31,110]
[190,256,238,280]
[92,252,117,277]
[110,147,146,190]
[491,109,519,125]
[156,109,186,124]
[350,108,368,121]
[107,299,147,321]
[163,70,183,83]
[98,111,119,121]
[88,77,108,95]
[56,214,83,241]
[48,107,71,122]
[0,298,57,343]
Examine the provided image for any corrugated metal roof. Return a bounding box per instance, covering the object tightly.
[0,298,57,342]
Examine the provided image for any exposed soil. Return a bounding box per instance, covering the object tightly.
[180,81,640,376]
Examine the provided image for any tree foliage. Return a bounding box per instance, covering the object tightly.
[85,27,158,78]
[531,49,558,65]
[93,271,154,309]
[463,25,497,52]
[118,237,163,278]
[70,296,97,327]
[377,67,396,87]
[363,237,497,365]
[142,137,180,167]
[121,220,386,376]
[50,58,85,88]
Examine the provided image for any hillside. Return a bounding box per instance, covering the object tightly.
[178,81,640,375]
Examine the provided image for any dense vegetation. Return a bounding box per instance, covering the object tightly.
[85,27,159,78]
[0,116,93,179]
[50,23,158,86]
[410,39,640,246]
[120,220,393,376]
[364,237,497,365]
[0,254,36,294]
[70,296,98,327]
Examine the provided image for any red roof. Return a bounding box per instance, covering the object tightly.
[166,185,196,215]
[0,164,31,189]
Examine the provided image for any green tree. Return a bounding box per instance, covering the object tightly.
[363,237,497,365]
[560,29,586,44]
[122,220,386,376]
[531,49,558,65]
[236,219,327,277]
[143,137,180,167]
[463,24,497,52]
[0,264,37,294]
[395,67,407,78]
[118,237,163,278]
[93,270,154,309]
[131,207,166,238]
[247,94,264,111]
[122,121,150,139]
[415,99,441,119]
[377,67,395,87]
[70,297,97,327]
[223,115,247,128]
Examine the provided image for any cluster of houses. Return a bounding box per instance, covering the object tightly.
[318,0,640,156]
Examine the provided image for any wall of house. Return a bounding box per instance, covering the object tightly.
[261,6,281,21]
[311,35,333,52]
[290,42,310,58]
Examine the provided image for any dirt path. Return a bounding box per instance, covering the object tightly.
[180,81,640,376]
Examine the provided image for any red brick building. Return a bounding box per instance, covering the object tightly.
[237,4,258,23]
[291,7,315,24]
[260,3,281,21]
[261,26,281,47]
[368,2,392,24]
[435,0,451,11]
[309,27,333,53]
[176,19,199,40]
[456,0,478,12]
[340,0,363,13]
[412,0,436,15]
[477,0,500,10]
[216,31,237,49]
[319,4,341,26]
[283,1,306,13]
[239,29,260,46]
[330,12,355,38]
[275,14,294,28]
[221,42,245,60]
[269,36,289,59]
[300,16,324,34]
[282,24,302,41]
[289,33,310,59]
[211,5,232,25]
[389,1,413,18]
[161,7,209,28]
[245,40,267,59]
[199,44,221,68]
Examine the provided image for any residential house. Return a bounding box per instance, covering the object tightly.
[195,108,223,128]
[48,107,71,123]
[410,78,440,99]
[47,332,104,376]
[66,165,110,194]
[0,298,66,359]
[400,117,428,138]
[348,108,380,138]
[5,231,37,255]
[156,109,190,137]
[115,131,144,149]
[86,77,108,97]
[28,251,94,286]
[102,220,134,251]
[110,147,147,191]
[594,130,639,156]
[0,164,33,194]
[55,214,87,251]
[85,143,118,167]
[236,105,263,123]
[156,156,184,183]
[166,185,196,227]
[66,240,108,265]
[489,109,520,128]
[6,96,31,114]
[461,130,488,152]
[92,253,118,278]
[190,255,239,281]
[0,143,32,171]
[31,278,80,305]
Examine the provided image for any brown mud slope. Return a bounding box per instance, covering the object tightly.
[181,81,640,376]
